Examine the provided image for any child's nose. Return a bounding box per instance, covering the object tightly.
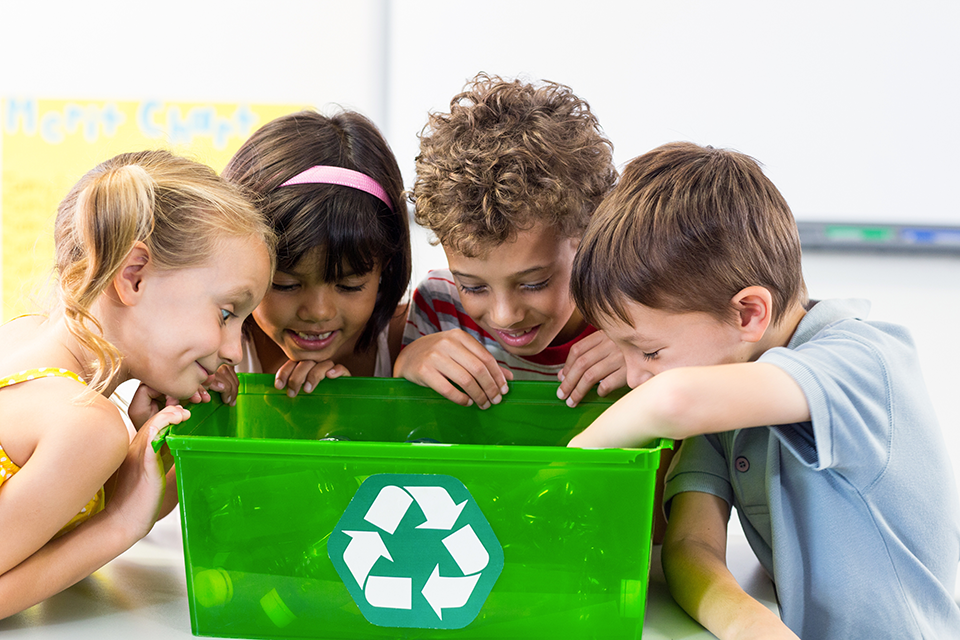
[489,295,523,328]
[298,292,335,323]
[220,326,243,366]
[627,366,654,389]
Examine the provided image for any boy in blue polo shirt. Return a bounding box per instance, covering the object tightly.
[568,142,960,639]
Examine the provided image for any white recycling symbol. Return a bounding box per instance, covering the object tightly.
[340,484,491,619]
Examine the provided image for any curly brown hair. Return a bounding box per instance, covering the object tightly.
[412,73,617,257]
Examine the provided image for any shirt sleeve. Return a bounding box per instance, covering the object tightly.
[663,434,735,517]
[759,322,910,489]
[402,285,442,346]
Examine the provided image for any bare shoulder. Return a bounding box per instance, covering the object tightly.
[0,315,47,369]
[0,377,129,473]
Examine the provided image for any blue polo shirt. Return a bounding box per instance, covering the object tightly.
[664,299,960,639]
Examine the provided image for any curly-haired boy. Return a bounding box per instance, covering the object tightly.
[396,73,624,410]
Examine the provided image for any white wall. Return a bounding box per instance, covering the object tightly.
[2,0,958,488]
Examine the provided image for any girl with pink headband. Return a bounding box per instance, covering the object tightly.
[221,109,411,396]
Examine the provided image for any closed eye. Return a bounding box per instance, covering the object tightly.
[458,283,486,295]
[521,278,550,292]
[642,350,661,361]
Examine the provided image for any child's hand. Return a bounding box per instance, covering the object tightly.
[394,329,513,409]
[556,330,627,408]
[274,359,350,397]
[106,404,189,540]
[128,383,184,431]
[206,364,239,406]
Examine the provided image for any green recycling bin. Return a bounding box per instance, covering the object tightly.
[163,374,670,639]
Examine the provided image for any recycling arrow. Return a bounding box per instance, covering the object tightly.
[421,565,482,619]
[405,485,466,530]
[363,485,413,534]
[442,524,489,575]
[341,530,391,587]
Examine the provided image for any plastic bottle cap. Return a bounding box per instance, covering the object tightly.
[260,587,297,628]
[194,568,233,608]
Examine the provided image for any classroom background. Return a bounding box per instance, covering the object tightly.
[2,0,958,501]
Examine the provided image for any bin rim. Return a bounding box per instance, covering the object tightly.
[153,375,674,465]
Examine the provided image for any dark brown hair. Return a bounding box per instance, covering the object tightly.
[413,73,617,257]
[223,109,411,352]
[572,142,807,327]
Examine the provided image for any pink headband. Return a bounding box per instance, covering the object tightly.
[279,165,394,212]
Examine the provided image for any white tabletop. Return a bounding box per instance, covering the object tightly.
[0,508,778,639]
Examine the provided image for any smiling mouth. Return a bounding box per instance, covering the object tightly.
[196,362,216,384]
[287,329,337,350]
[494,325,540,348]
[294,330,333,340]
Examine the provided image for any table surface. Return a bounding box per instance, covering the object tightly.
[0,508,779,639]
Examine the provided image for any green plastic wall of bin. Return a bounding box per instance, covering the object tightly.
[162,374,671,640]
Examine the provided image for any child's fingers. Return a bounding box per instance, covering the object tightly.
[561,353,627,407]
[395,330,503,407]
[150,404,192,429]
[132,382,164,405]
[325,364,351,379]
[144,404,192,457]
[274,360,297,391]
[182,388,209,405]
[463,337,511,394]
[562,360,615,408]
[557,332,626,406]
[420,369,475,407]
[300,360,337,393]
[128,383,163,428]
[284,360,334,397]
[455,338,511,407]
[596,368,628,397]
[210,365,239,405]
[558,332,605,382]
[435,356,501,409]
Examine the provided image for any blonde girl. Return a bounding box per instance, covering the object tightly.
[0,150,275,618]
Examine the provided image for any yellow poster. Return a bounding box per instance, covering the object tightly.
[0,98,304,321]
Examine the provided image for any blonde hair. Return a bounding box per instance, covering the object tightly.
[54,150,275,394]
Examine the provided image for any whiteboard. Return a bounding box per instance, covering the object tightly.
[386,0,960,227]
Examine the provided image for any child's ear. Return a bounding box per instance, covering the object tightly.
[730,286,773,343]
[113,242,151,306]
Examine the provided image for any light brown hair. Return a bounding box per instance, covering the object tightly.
[572,142,807,327]
[55,149,275,394]
[413,73,617,257]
